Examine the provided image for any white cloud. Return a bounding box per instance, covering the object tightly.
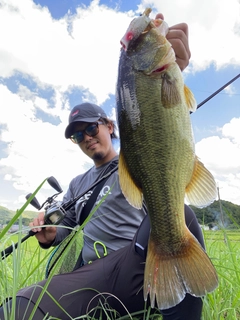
[0,84,92,208]
[222,117,240,144]
[0,0,135,104]
[1,0,239,106]
[224,84,237,97]
[4,174,12,181]
[0,0,239,209]
[141,0,240,71]
[195,117,240,204]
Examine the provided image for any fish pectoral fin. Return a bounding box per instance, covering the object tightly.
[185,156,217,207]
[184,85,197,112]
[118,151,143,209]
[144,230,218,310]
[161,73,182,108]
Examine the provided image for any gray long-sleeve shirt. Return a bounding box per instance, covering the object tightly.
[50,156,146,263]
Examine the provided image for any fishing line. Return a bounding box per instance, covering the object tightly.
[196,73,240,110]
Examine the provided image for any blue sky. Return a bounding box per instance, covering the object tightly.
[0,0,239,210]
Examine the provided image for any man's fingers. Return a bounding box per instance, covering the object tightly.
[169,22,189,38]
[168,23,190,55]
[167,23,191,71]
[155,13,164,20]
[29,212,45,232]
[168,38,190,70]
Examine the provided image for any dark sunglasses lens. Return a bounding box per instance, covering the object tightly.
[72,131,84,143]
[85,123,98,136]
[71,123,99,144]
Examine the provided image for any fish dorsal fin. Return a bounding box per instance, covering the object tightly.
[185,156,217,207]
[184,85,197,112]
[118,151,143,209]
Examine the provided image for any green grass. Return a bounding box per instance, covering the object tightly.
[201,230,240,319]
[1,228,240,319]
[1,186,240,320]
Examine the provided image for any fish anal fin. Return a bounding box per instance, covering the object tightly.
[144,229,218,310]
[119,150,143,209]
[184,85,197,112]
[185,156,217,208]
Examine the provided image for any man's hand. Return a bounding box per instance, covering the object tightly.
[29,212,57,245]
[156,13,191,71]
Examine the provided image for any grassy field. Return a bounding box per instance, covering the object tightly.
[202,230,240,319]
[1,228,240,319]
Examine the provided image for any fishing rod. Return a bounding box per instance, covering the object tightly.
[1,165,118,260]
[196,73,240,110]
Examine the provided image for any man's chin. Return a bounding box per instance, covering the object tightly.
[92,152,105,162]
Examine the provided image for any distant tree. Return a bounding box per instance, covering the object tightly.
[190,200,240,229]
[208,223,214,230]
[21,217,31,226]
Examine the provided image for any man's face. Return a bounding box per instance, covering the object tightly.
[72,121,114,163]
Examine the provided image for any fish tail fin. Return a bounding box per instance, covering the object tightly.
[184,85,197,112]
[118,151,143,209]
[144,229,218,310]
[185,156,217,207]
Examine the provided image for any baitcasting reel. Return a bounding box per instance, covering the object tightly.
[26,176,66,226]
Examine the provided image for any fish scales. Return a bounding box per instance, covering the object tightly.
[116,8,218,310]
[120,67,193,243]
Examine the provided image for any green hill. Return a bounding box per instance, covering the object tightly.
[190,200,240,229]
[0,206,37,225]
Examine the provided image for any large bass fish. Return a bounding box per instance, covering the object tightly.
[116,8,218,310]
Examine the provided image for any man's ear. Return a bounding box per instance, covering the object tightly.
[107,122,114,134]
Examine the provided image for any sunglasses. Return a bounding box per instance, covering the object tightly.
[70,121,103,144]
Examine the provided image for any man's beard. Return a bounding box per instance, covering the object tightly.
[92,151,105,162]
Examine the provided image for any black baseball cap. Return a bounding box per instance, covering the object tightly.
[65,102,107,138]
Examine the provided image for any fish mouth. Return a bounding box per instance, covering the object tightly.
[152,64,169,73]
[150,47,176,74]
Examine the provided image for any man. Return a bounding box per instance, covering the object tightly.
[0,17,204,320]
